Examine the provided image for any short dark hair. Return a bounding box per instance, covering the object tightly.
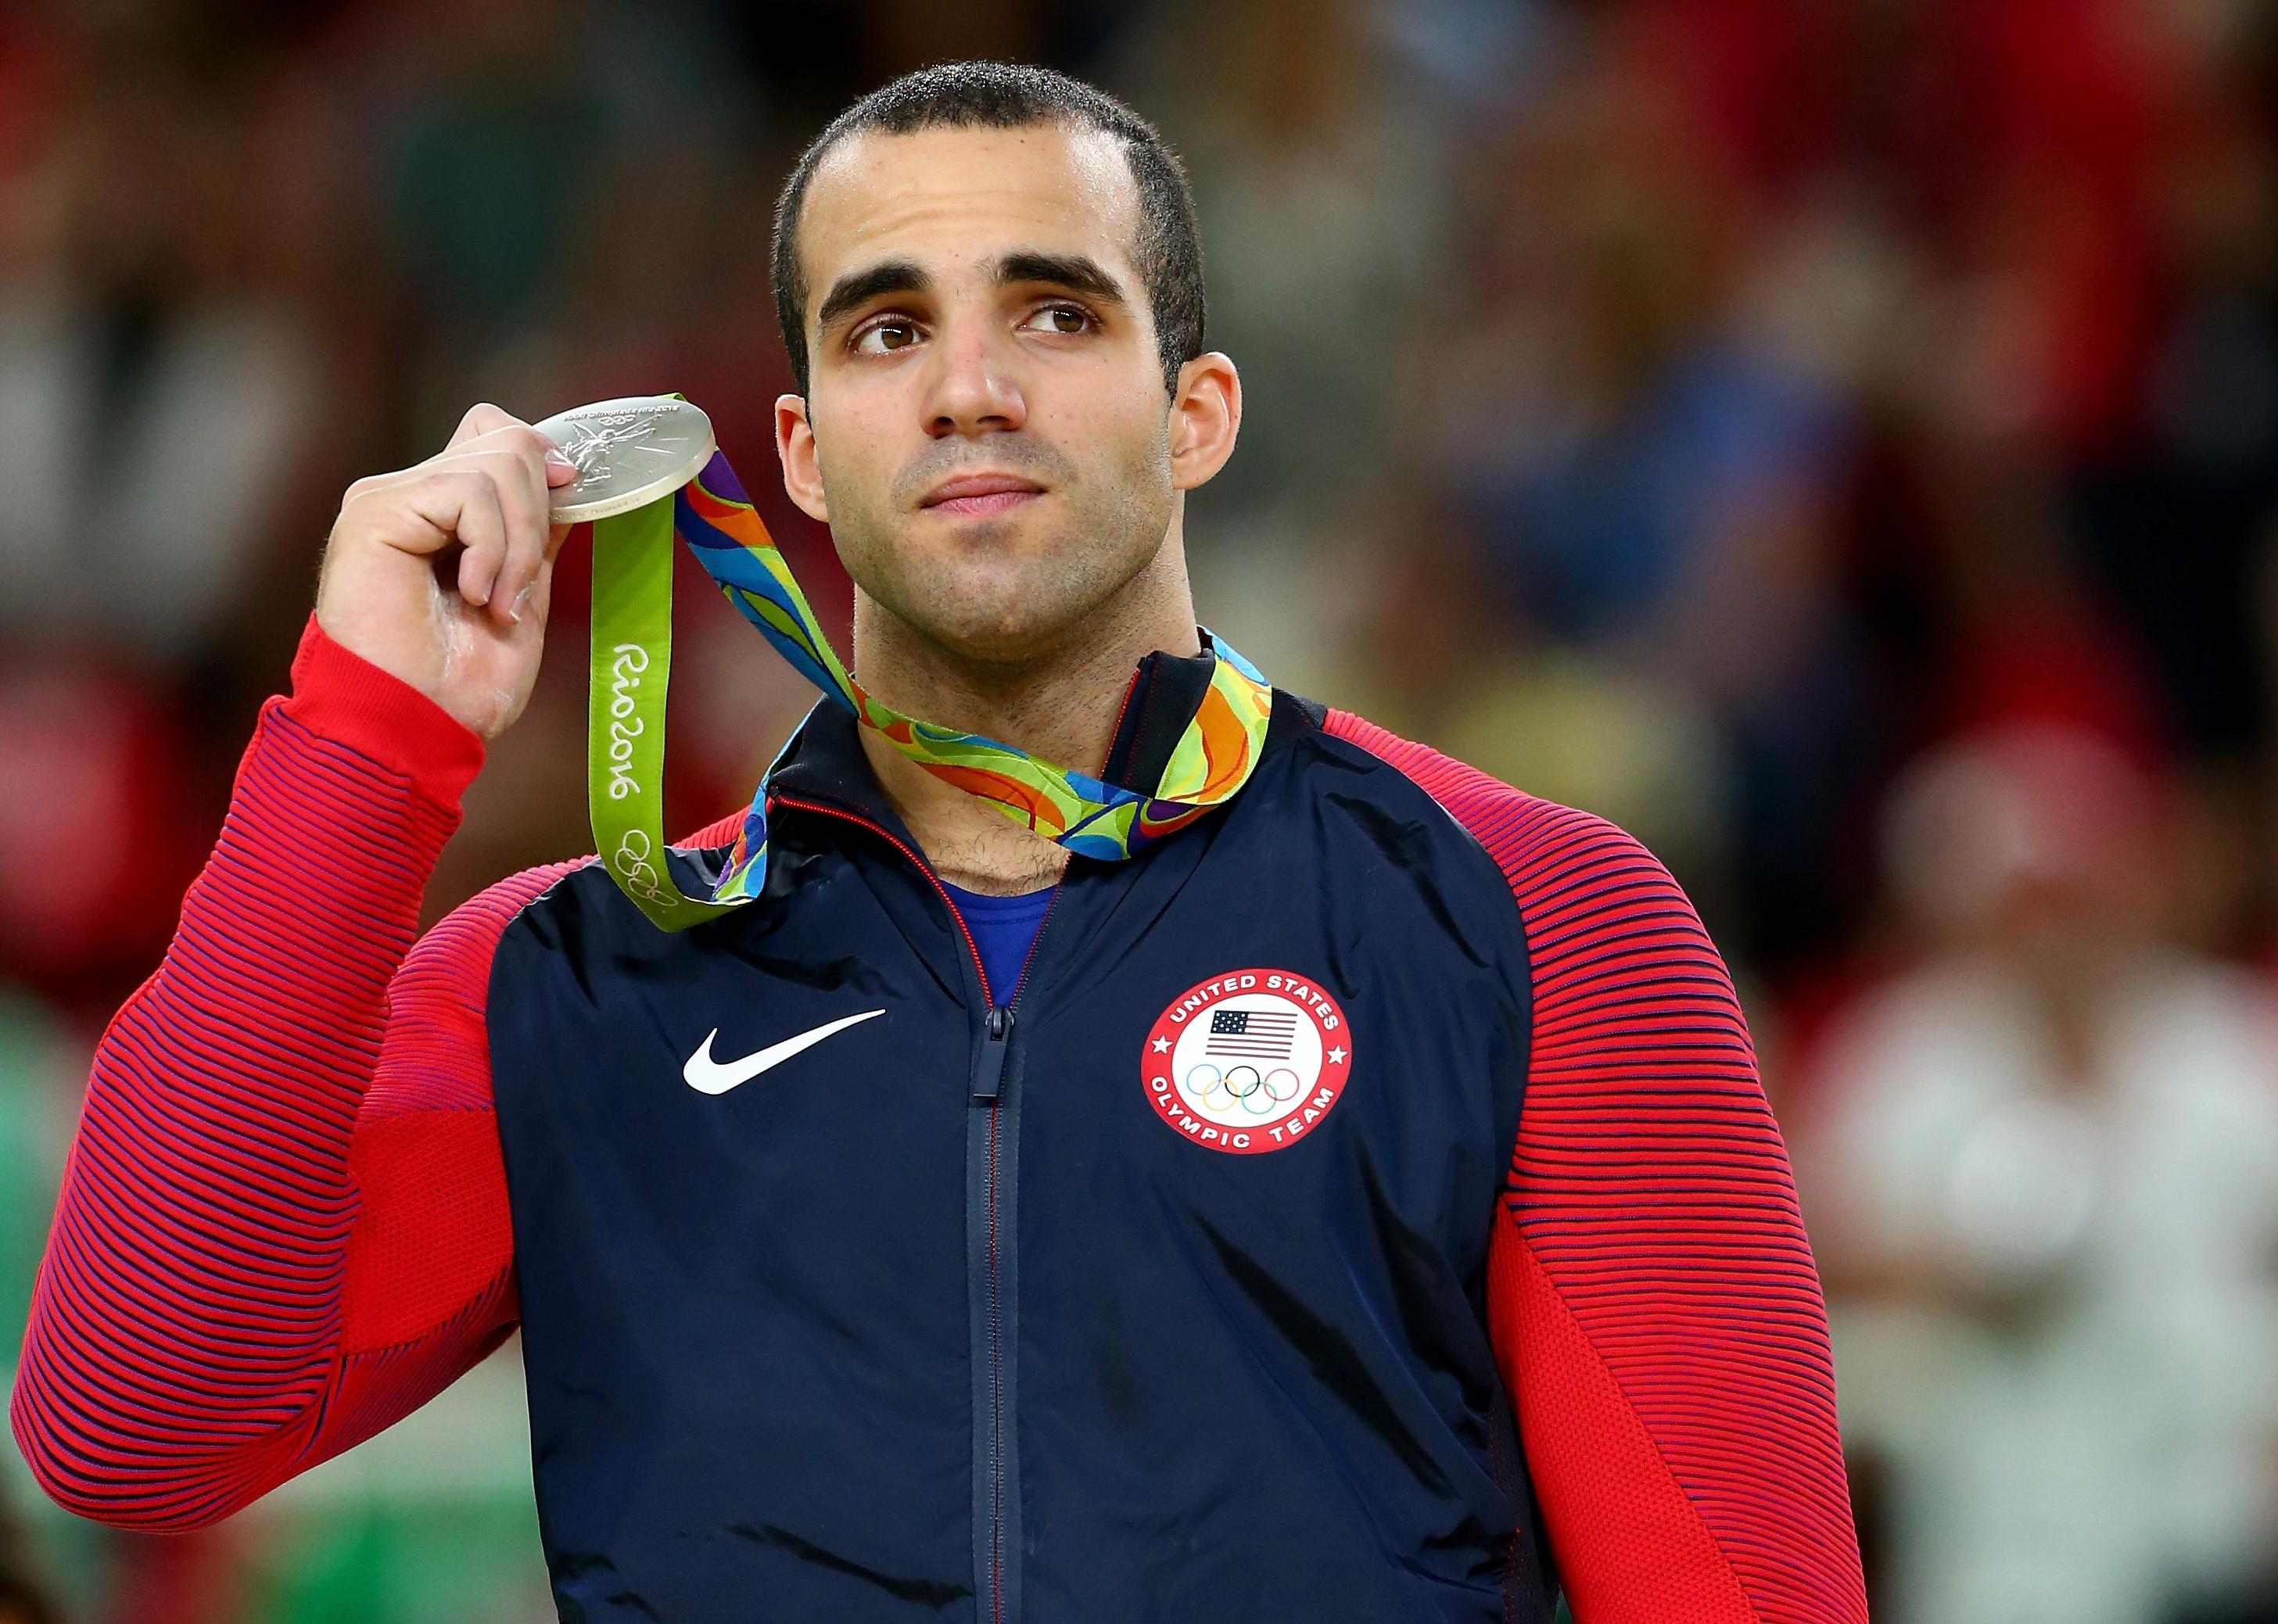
[771,61,1206,397]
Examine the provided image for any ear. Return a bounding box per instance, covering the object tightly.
[774,393,830,524]
[1168,352,1241,493]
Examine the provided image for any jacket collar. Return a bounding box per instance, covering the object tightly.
[762,638,1226,837]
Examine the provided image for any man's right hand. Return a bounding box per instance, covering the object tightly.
[315,403,580,742]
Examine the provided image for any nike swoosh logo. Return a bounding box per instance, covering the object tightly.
[683,1009,885,1095]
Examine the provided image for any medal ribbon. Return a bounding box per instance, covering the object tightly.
[587,431,1273,934]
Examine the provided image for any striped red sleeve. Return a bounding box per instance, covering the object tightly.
[4,615,738,1532]
[1324,711,1866,1624]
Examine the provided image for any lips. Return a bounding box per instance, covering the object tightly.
[920,471,1045,517]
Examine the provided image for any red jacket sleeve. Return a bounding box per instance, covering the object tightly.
[1324,711,1867,1624]
[8,615,667,1531]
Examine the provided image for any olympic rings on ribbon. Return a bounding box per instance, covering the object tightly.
[612,828,678,909]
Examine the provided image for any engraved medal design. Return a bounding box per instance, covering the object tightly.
[537,395,718,524]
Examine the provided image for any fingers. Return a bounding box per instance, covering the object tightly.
[371,463,515,614]
[520,542,565,629]
[443,423,567,623]
[475,440,554,620]
[339,406,581,628]
[400,470,508,608]
[448,401,522,451]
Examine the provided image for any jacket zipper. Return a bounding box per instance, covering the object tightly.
[977,886,1058,1624]
[769,792,1059,1624]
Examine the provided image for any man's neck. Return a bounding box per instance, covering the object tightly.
[850,547,1201,897]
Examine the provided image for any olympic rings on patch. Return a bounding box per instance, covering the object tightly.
[1182,1060,1297,1116]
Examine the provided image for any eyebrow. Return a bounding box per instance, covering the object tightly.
[993,250,1130,310]
[815,258,934,336]
[813,249,1133,339]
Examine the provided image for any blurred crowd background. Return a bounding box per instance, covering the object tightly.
[3,0,2277,1619]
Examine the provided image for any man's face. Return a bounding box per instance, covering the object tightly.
[779,123,1194,664]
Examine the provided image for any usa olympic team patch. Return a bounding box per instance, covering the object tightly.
[1142,969,1351,1155]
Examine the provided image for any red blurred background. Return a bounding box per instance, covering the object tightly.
[5,2,2278,1619]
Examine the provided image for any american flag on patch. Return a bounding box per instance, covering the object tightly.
[1205,1006,1300,1061]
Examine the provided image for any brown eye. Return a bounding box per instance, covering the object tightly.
[1024,304,1092,335]
[853,320,920,356]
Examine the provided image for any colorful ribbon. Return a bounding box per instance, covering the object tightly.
[587,427,1273,934]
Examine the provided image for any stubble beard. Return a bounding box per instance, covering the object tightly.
[828,427,1178,673]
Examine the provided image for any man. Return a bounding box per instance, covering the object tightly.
[10,62,1866,1622]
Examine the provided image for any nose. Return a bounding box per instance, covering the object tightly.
[920,316,1026,439]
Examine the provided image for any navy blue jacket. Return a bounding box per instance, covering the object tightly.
[488,654,1542,1621]
[14,617,1864,1623]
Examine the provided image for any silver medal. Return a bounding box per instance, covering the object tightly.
[534,394,718,523]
